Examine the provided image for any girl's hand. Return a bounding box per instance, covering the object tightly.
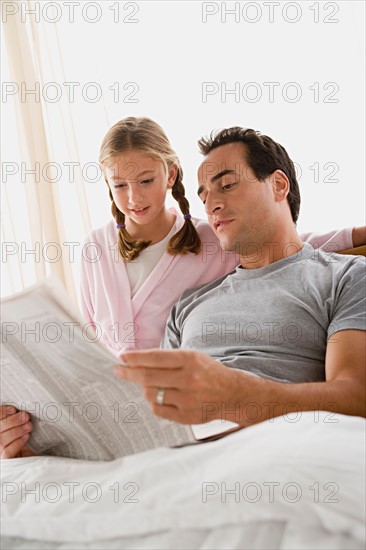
[0,406,35,458]
[352,226,366,248]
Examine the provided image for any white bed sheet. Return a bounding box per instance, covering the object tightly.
[3,523,366,550]
[2,523,365,550]
[1,412,365,549]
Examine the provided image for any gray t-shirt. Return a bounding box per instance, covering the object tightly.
[161,243,366,383]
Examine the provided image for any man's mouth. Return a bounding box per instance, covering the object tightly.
[214,218,233,231]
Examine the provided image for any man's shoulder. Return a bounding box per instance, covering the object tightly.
[330,253,366,291]
[303,249,365,313]
[308,247,366,278]
[177,270,236,305]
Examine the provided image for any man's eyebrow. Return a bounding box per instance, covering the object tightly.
[212,169,236,182]
[197,169,237,195]
[110,169,154,181]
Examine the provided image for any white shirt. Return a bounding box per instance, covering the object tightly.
[126,221,178,297]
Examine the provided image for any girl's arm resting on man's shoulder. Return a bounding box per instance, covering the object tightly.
[300,226,366,251]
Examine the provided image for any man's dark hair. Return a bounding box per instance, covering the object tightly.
[198,127,300,223]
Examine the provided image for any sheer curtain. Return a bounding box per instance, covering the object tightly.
[1,0,109,302]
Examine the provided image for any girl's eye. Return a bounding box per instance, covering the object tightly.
[114,184,127,189]
[140,178,154,185]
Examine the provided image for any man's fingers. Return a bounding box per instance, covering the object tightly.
[0,423,32,455]
[115,366,185,388]
[0,408,34,459]
[121,348,198,368]
[149,403,184,423]
[1,434,30,459]
[144,387,183,407]
[0,411,30,431]
[0,406,17,421]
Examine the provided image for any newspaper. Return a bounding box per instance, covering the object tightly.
[0,278,238,461]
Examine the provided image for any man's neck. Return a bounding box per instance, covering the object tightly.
[239,228,304,269]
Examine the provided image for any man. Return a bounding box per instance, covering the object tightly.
[1,128,365,459]
[115,127,366,426]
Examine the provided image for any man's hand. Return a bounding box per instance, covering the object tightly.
[114,349,245,424]
[0,406,35,458]
[114,329,366,425]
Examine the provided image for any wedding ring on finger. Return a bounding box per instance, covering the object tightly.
[156,388,165,406]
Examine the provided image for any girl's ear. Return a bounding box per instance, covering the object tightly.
[167,163,178,189]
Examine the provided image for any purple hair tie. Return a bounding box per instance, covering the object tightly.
[116,223,126,229]
[184,213,191,221]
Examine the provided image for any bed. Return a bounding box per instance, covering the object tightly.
[1,411,365,550]
[2,246,365,549]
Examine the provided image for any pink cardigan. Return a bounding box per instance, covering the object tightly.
[80,213,353,355]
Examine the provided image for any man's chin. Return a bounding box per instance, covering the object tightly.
[217,237,239,254]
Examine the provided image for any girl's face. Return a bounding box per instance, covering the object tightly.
[105,149,177,227]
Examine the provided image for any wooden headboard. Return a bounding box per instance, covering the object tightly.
[339,245,366,256]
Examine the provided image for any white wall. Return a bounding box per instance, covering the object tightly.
[1,1,365,296]
[56,0,364,233]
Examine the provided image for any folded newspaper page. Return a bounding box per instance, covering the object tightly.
[0,277,237,461]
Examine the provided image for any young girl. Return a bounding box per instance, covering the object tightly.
[1,117,362,458]
[80,117,240,354]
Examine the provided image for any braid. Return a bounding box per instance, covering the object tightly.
[167,169,201,255]
[171,177,190,216]
[109,189,151,262]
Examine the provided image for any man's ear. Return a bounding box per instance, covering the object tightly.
[272,170,289,202]
[167,164,178,188]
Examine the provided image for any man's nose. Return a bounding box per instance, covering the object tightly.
[204,193,223,215]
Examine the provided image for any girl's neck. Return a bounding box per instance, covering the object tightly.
[126,209,176,245]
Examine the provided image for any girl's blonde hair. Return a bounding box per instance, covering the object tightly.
[99,117,201,262]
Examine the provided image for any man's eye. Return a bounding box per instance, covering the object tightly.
[114,184,126,189]
[222,183,235,191]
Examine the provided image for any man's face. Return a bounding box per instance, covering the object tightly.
[197,142,276,254]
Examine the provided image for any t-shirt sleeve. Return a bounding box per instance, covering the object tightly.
[300,227,353,252]
[328,256,366,338]
[160,302,182,349]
